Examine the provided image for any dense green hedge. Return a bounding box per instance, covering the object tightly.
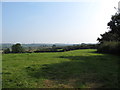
[97,41,120,54]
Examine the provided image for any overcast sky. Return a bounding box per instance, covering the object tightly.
[2,0,119,44]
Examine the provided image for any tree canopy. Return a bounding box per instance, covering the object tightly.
[97,9,120,54]
[97,11,120,43]
[12,43,24,53]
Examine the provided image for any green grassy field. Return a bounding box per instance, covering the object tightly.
[2,49,119,88]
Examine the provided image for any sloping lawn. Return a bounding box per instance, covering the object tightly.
[2,49,119,88]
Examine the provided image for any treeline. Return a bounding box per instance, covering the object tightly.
[3,43,97,54]
[34,44,97,53]
[61,44,97,51]
[97,10,120,55]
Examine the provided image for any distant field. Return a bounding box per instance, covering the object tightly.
[2,49,119,88]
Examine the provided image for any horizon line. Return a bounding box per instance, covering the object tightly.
[1,42,98,44]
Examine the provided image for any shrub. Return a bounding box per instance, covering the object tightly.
[4,48,11,54]
[97,41,120,54]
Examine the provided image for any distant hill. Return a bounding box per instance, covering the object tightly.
[0,43,74,50]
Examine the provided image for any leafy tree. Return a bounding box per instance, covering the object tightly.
[97,9,120,54]
[12,43,24,53]
[4,48,10,54]
[97,11,120,43]
[52,45,56,48]
[51,44,57,51]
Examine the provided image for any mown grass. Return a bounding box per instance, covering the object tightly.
[2,49,120,88]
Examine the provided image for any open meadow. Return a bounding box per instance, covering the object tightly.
[2,49,119,88]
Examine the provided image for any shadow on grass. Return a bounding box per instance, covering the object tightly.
[25,54,119,88]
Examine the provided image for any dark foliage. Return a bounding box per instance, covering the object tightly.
[97,41,120,54]
[97,12,120,43]
[97,10,120,54]
[11,43,25,53]
[3,48,11,54]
